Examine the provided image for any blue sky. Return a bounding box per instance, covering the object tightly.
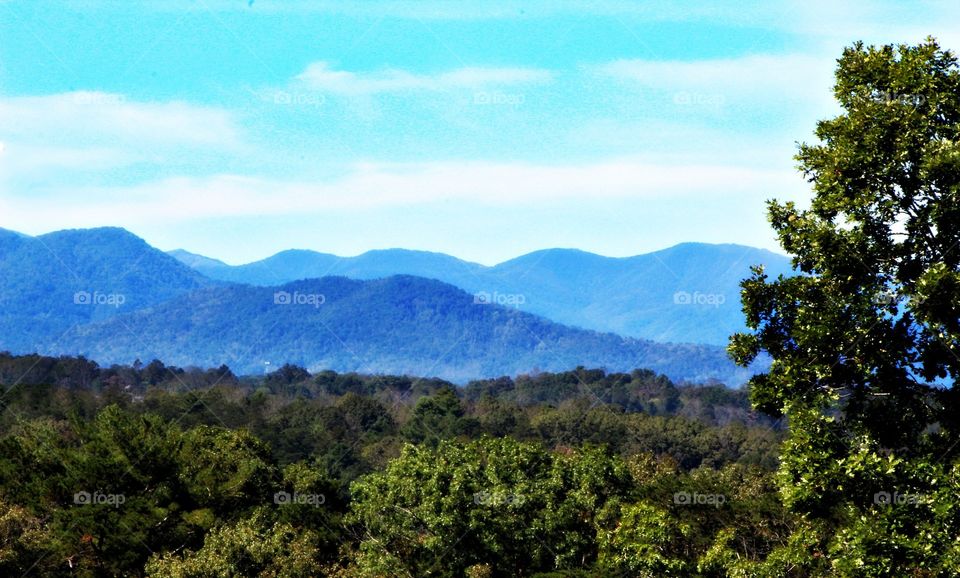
[1,1,958,265]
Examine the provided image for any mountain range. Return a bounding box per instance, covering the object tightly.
[0,227,788,384]
[54,276,756,384]
[170,242,794,346]
[0,227,212,353]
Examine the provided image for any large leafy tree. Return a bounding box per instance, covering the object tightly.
[145,509,326,578]
[347,437,632,577]
[730,38,960,573]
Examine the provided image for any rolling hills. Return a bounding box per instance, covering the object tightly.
[53,275,757,384]
[170,242,795,345]
[0,227,213,353]
[0,227,774,384]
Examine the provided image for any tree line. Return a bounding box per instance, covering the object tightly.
[0,353,784,576]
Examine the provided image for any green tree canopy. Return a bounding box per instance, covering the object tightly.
[347,437,632,577]
[730,38,960,574]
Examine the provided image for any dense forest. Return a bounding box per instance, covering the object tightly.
[0,354,783,576]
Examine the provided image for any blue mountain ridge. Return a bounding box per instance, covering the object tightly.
[170,241,795,346]
[0,227,781,384]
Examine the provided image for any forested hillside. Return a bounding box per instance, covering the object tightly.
[0,231,760,385]
[0,227,212,351]
[52,276,755,384]
[0,353,783,576]
[170,242,794,346]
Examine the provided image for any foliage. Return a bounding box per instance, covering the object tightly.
[145,509,326,578]
[347,438,631,577]
[0,354,787,576]
[730,38,960,575]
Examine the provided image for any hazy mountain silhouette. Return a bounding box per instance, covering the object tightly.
[171,242,794,345]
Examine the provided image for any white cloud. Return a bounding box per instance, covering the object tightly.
[0,92,243,177]
[1,157,806,231]
[0,144,141,173]
[0,92,239,145]
[296,62,553,95]
[595,54,837,111]
[780,0,960,48]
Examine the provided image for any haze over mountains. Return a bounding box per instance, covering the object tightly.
[170,241,794,346]
[55,275,756,384]
[0,227,789,384]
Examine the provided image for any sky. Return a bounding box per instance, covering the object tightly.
[1,1,958,265]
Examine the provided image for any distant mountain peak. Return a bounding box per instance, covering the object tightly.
[272,248,331,257]
[168,249,230,269]
[497,247,615,265]
[357,247,477,259]
[162,237,794,346]
[39,226,151,248]
[46,225,135,236]
[0,227,780,383]
[0,227,29,238]
[651,242,787,257]
[5,227,794,350]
